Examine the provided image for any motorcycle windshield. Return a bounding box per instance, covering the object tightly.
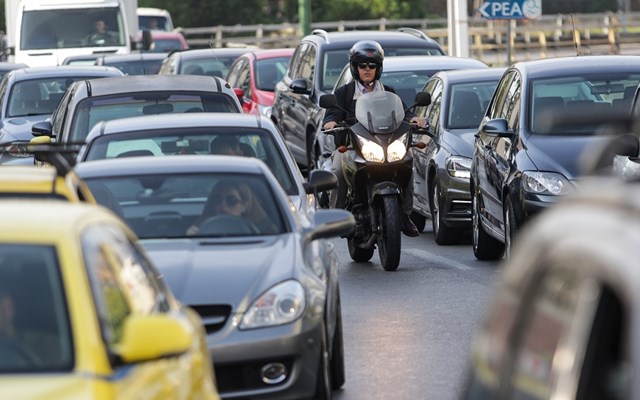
[355,91,405,134]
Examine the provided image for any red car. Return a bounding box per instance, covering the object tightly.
[226,48,294,116]
[142,31,189,53]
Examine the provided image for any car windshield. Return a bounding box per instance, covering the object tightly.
[255,57,290,91]
[139,16,172,32]
[8,78,83,117]
[0,244,72,373]
[21,8,125,50]
[149,38,184,53]
[447,80,500,129]
[85,173,287,239]
[70,92,239,142]
[83,128,298,195]
[322,47,444,91]
[529,73,640,135]
[180,56,238,79]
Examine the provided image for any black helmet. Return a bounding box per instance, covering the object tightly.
[349,40,384,82]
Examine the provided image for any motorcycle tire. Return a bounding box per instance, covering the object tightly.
[347,237,374,262]
[377,195,402,271]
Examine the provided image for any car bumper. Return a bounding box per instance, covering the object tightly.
[208,317,323,399]
[442,177,472,228]
[523,193,561,218]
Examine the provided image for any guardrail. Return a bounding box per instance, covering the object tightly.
[178,12,640,66]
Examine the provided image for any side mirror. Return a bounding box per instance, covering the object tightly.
[32,121,53,137]
[233,87,245,104]
[115,314,192,364]
[290,78,310,95]
[306,209,355,241]
[481,118,512,137]
[319,94,337,109]
[414,92,431,107]
[304,169,338,194]
[141,30,153,51]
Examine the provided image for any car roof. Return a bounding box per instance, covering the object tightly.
[304,29,444,50]
[0,200,119,242]
[68,74,233,96]
[0,166,84,200]
[172,48,252,60]
[380,55,487,71]
[75,154,269,178]
[98,53,168,62]
[432,67,507,83]
[87,112,265,139]
[513,55,640,79]
[248,48,295,60]
[0,62,27,71]
[7,65,124,80]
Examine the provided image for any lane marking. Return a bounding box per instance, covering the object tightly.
[404,248,473,271]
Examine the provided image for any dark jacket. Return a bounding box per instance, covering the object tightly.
[323,81,415,147]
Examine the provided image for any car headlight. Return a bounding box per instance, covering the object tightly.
[446,156,471,179]
[0,141,31,158]
[258,104,272,118]
[240,280,306,329]
[357,136,385,163]
[387,134,407,162]
[522,171,572,195]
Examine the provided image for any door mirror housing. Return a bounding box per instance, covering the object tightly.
[32,121,53,137]
[290,78,310,95]
[481,118,512,137]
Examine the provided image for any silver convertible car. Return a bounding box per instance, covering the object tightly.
[75,155,354,400]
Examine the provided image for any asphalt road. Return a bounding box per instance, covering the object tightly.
[332,225,502,400]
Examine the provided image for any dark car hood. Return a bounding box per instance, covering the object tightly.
[524,133,611,178]
[141,236,297,312]
[0,115,49,142]
[442,129,476,157]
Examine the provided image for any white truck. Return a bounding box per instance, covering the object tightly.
[4,0,139,67]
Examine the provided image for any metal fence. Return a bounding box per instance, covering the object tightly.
[178,12,640,66]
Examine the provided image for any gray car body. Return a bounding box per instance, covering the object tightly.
[74,155,354,399]
[77,112,317,215]
[411,68,505,241]
[0,65,124,164]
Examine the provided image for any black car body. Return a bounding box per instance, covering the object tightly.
[411,68,505,242]
[94,53,167,75]
[30,74,243,147]
[471,55,640,260]
[0,65,124,164]
[271,28,446,170]
[157,48,249,78]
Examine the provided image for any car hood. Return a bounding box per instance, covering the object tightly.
[142,236,298,311]
[524,133,611,178]
[0,375,108,399]
[0,115,49,143]
[443,129,476,157]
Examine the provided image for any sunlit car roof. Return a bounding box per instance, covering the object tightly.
[71,74,235,97]
[514,55,640,78]
[0,165,95,202]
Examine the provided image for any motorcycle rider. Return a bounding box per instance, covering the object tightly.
[322,40,427,237]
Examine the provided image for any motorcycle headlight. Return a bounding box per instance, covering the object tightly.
[240,280,306,329]
[522,171,572,195]
[387,134,407,162]
[446,156,471,179]
[357,136,385,163]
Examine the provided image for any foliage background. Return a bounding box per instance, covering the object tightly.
[0,0,625,32]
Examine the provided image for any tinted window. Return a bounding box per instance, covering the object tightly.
[255,57,290,91]
[69,92,239,141]
[180,55,239,78]
[447,80,501,129]
[0,244,72,372]
[104,59,163,75]
[8,77,91,117]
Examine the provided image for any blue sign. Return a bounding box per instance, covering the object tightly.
[478,0,542,19]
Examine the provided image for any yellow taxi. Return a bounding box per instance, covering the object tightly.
[0,165,95,202]
[0,200,219,399]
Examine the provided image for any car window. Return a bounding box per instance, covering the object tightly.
[0,76,9,117]
[488,71,516,120]
[299,44,316,86]
[181,55,238,79]
[69,92,240,142]
[255,57,289,91]
[425,80,443,136]
[105,59,163,75]
[84,173,287,239]
[52,88,74,137]
[447,80,501,129]
[83,128,298,196]
[0,244,72,372]
[289,43,309,81]
[226,57,246,87]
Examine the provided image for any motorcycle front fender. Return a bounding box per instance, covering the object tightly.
[371,181,401,200]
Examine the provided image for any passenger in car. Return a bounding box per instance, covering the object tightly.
[210,135,243,156]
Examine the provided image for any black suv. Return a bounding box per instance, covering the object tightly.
[271,28,446,170]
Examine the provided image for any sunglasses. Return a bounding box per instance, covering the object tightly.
[212,194,243,207]
[357,62,378,70]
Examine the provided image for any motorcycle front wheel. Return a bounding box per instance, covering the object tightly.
[377,195,402,271]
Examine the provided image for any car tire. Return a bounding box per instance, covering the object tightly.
[330,290,345,389]
[410,211,426,233]
[314,324,333,400]
[430,179,457,245]
[504,196,517,261]
[472,188,505,260]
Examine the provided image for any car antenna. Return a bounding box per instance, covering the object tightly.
[571,14,581,56]
[208,40,222,70]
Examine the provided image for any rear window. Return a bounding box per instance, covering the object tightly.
[70,92,240,141]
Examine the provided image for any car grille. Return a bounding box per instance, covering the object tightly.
[190,304,232,334]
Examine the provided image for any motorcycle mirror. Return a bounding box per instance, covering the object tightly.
[319,94,337,109]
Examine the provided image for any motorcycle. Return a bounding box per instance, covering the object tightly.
[320,90,431,271]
